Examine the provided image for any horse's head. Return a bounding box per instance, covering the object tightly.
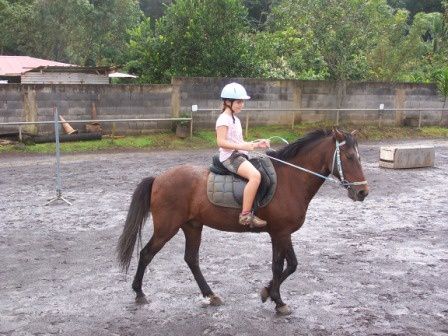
[330,128,369,202]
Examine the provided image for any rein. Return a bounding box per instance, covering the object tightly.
[261,137,368,189]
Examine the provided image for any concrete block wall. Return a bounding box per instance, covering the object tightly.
[0,84,26,133]
[177,78,445,128]
[0,78,446,136]
[0,84,173,135]
[175,77,299,129]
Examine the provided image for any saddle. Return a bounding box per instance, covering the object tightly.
[207,154,277,210]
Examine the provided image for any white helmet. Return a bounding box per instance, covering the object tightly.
[220,82,250,100]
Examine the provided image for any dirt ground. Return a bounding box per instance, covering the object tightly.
[0,139,447,336]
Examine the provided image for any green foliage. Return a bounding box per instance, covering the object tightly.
[139,0,172,20]
[1,0,447,83]
[243,0,273,29]
[387,0,443,19]
[253,27,328,80]
[0,0,34,55]
[0,0,142,65]
[262,0,394,81]
[435,67,448,106]
[126,0,257,83]
[87,0,143,66]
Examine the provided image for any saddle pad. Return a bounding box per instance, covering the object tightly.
[207,155,277,209]
[207,173,241,208]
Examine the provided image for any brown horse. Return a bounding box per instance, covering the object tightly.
[117,128,369,315]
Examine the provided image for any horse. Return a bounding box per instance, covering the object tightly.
[117,128,369,315]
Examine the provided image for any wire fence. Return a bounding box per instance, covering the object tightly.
[0,116,194,140]
[1,106,447,140]
[192,106,448,137]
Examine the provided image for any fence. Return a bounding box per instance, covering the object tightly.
[1,106,447,140]
[0,115,193,140]
[0,108,193,205]
[191,106,448,137]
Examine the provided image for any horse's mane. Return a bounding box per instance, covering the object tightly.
[267,129,332,160]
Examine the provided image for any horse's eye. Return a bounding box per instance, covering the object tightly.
[346,154,354,160]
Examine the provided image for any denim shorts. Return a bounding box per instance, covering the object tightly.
[221,152,248,174]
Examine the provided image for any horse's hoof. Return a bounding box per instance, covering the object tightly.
[276,304,292,316]
[208,294,224,306]
[135,294,148,305]
[260,287,269,303]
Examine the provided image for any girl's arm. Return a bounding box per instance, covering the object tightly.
[216,126,255,151]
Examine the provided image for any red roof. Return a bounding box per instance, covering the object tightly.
[0,56,74,76]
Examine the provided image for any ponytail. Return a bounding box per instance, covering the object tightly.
[222,99,236,123]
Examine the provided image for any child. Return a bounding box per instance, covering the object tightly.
[215,83,270,228]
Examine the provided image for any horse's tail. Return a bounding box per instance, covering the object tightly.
[117,176,155,272]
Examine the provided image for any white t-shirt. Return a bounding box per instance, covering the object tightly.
[215,112,248,162]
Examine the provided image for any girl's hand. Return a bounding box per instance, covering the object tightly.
[244,142,256,151]
[255,139,270,149]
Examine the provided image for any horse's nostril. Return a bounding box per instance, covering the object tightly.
[358,190,369,198]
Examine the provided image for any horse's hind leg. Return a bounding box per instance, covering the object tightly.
[182,223,223,306]
[132,236,162,303]
[132,228,178,303]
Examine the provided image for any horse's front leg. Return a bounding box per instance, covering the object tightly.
[263,235,297,315]
[261,240,297,302]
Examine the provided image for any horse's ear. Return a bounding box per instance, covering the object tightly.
[332,127,345,141]
[351,130,359,137]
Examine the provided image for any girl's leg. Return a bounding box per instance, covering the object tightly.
[237,160,261,213]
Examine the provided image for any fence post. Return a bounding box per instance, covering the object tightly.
[378,104,384,127]
[245,111,249,138]
[291,109,295,129]
[418,109,422,128]
[190,105,198,138]
[394,89,406,126]
[46,107,72,206]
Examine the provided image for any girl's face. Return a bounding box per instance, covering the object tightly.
[232,99,244,113]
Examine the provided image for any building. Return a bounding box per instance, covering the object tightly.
[0,56,74,83]
[21,66,111,84]
[0,56,135,84]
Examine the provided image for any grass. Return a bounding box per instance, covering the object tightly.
[1,123,447,154]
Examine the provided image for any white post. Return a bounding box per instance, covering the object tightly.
[378,104,384,127]
[191,105,198,138]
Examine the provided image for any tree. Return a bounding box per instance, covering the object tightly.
[139,0,172,21]
[244,0,274,29]
[388,0,443,19]
[126,0,257,83]
[0,0,36,55]
[368,8,448,83]
[436,67,448,125]
[85,0,143,65]
[0,0,142,66]
[25,0,93,63]
[263,0,395,81]
[252,27,328,79]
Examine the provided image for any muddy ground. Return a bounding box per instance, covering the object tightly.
[0,139,447,336]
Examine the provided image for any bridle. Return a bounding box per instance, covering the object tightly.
[262,137,368,190]
[330,140,368,189]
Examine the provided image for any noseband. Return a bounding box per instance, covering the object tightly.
[264,139,367,189]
